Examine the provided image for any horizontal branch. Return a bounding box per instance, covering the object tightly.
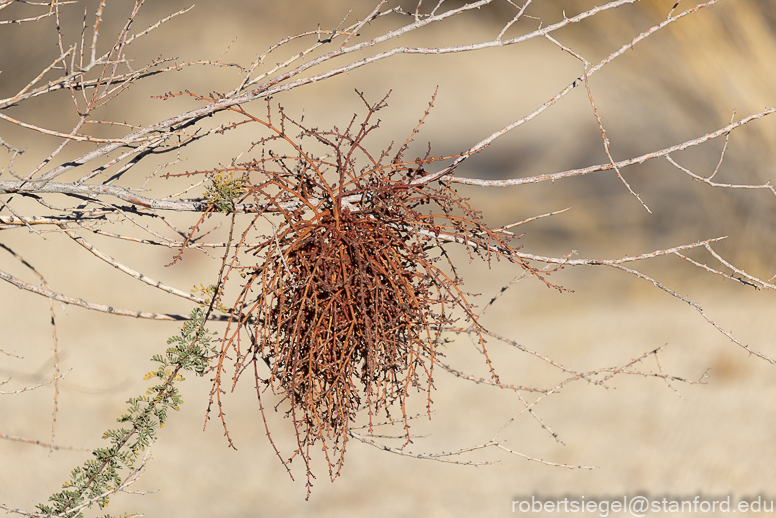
[452,108,776,187]
[0,216,266,248]
[57,224,205,304]
[0,433,90,452]
[512,237,728,266]
[0,267,229,322]
[0,181,364,214]
[0,372,65,394]
[0,181,210,211]
[348,431,497,466]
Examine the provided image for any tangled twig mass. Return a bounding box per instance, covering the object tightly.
[199,93,539,487]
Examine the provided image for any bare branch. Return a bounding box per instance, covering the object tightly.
[0,433,90,452]
[0,267,228,321]
[348,431,499,466]
[453,108,776,187]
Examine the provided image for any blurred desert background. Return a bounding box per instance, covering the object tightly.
[2,1,776,516]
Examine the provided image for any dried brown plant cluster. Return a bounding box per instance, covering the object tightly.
[202,93,531,487]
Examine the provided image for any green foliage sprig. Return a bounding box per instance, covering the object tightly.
[36,307,215,518]
[204,172,248,213]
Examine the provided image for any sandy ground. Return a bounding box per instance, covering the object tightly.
[3,266,776,517]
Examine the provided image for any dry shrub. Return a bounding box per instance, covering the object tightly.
[204,92,546,490]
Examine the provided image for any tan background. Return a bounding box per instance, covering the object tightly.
[2,1,776,516]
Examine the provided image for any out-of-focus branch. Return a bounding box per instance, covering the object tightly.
[0,433,90,452]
